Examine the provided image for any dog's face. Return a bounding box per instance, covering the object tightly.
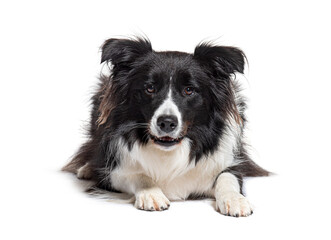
[100,38,245,154]
[128,53,209,151]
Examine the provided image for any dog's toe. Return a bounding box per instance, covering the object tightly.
[135,187,170,211]
[216,192,253,217]
[76,163,92,180]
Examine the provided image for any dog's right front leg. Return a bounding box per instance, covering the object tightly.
[134,187,170,211]
[113,173,170,211]
[133,175,170,211]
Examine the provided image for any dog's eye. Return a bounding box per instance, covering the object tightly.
[145,84,155,94]
[183,87,194,96]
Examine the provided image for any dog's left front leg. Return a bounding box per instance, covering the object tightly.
[214,172,253,217]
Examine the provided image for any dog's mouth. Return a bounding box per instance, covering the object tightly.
[150,135,184,147]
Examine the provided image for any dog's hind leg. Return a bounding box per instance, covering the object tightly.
[77,162,93,180]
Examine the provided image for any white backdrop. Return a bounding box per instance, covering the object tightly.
[1,0,330,239]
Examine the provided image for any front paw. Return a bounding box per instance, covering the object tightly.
[216,192,253,217]
[134,187,170,211]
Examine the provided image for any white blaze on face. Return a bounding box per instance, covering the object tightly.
[150,89,182,138]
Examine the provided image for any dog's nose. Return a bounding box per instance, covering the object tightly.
[157,115,178,133]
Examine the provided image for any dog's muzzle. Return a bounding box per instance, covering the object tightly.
[149,114,183,148]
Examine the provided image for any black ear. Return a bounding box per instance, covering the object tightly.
[194,42,246,78]
[100,37,152,70]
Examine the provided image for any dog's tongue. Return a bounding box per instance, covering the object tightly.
[160,136,174,141]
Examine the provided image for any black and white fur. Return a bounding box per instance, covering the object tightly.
[63,37,269,217]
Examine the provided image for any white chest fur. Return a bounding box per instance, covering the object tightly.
[109,135,236,200]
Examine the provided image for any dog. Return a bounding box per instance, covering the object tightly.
[63,36,269,217]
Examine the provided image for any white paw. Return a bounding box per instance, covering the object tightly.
[134,188,170,211]
[77,163,92,180]
[216,192,253,217]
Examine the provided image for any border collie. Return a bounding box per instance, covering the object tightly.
[63,37,269,217]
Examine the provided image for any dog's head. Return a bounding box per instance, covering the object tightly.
[99,37,245,155]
